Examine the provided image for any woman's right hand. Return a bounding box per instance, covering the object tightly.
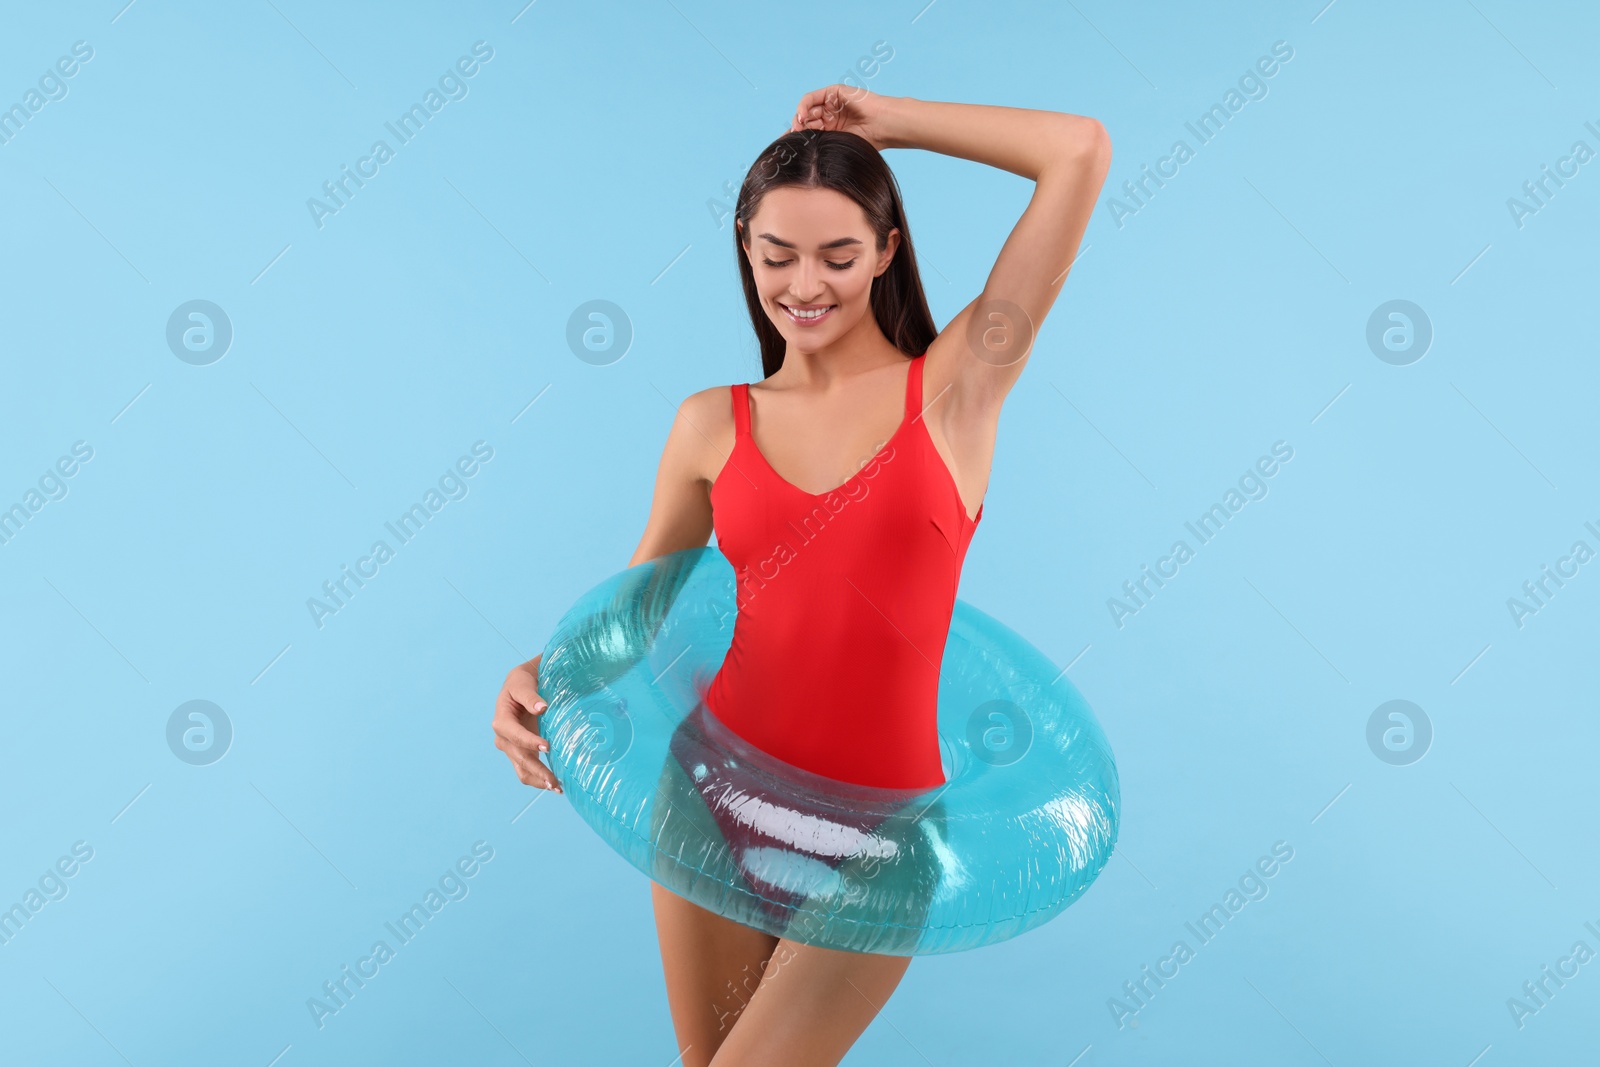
[788,84,898,150]
[493,653,562,793]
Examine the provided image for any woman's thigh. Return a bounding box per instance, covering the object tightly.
[708,938,913,1067]
[652,882,781,1067]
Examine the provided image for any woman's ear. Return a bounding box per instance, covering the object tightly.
[874,227,901,277]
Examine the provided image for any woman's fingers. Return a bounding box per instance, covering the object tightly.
[513,750,561,792]
[501,659,543,710]
[793,87,827,113]
[493,657,561,791]
[790,84,877,139]
[494,708,547,754]
[793,86,843,129]
[492,691,549,754]
[494,716,561,792]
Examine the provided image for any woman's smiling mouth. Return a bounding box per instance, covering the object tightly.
[779,302,837,326]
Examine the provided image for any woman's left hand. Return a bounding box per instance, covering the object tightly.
[789,84,896,149]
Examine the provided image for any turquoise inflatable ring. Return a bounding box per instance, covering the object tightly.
[535,547,1119,956]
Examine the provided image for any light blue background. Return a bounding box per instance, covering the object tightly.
[2,1,1596,1064]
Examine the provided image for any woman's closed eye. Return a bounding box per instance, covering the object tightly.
[761,257,857,270]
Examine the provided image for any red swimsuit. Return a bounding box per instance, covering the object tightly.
[703,353,983,790]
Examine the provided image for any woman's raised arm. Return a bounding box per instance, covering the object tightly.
[793,87,1111,413]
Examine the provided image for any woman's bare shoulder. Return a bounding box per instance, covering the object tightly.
[675,383,739,441]
[663,382,740,486]
[678,382,738,419]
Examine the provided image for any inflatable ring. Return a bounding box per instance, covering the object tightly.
[536,547,1119,955]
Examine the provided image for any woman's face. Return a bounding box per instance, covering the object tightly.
[739,185,899,351]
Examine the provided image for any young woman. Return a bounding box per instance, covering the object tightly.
[493,85,1110,1067]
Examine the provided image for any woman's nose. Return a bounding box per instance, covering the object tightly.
[789,261,826,302]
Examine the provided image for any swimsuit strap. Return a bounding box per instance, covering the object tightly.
[731,383,751,437]
[906,352,925,420]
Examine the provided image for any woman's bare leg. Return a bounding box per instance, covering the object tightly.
[652,883,782,1067]
[708,938,913,1067]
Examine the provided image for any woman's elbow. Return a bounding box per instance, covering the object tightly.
[1063,115,1111,166]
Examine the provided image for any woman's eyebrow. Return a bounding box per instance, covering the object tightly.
[756,233,864,250]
